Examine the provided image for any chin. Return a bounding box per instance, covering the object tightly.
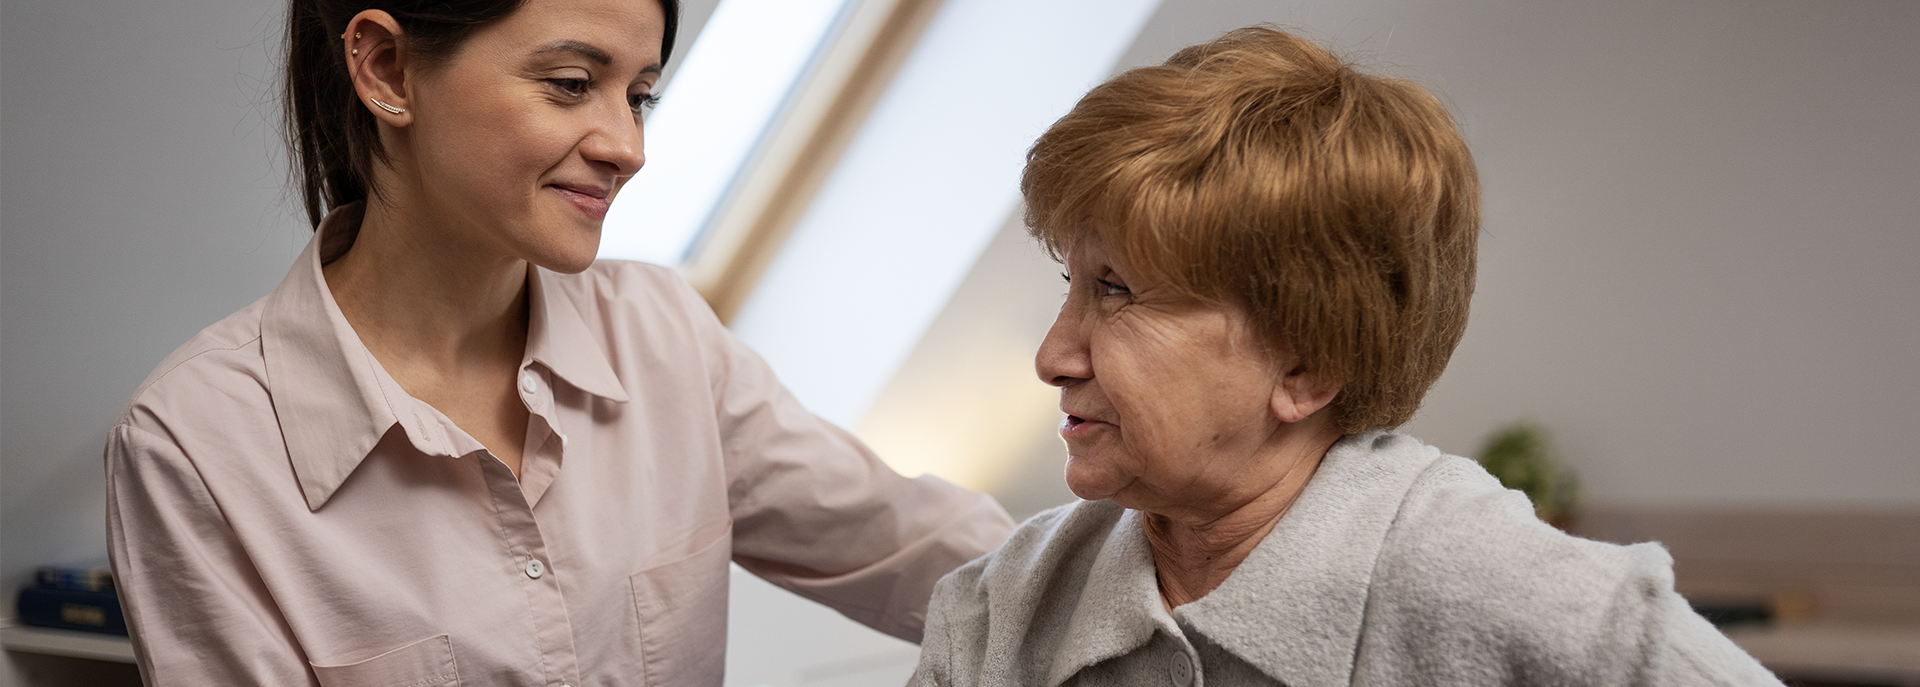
[1063,457,1126,502]
[543,253,599,275]
[530,232,603,274]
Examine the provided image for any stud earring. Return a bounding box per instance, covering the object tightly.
[370,99,405,115]
[352,48,359,55]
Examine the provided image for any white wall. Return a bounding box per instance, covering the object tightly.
[2,5,307,684]
[861,0,1920,512]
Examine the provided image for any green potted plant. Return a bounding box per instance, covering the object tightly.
[1475,420,1581,530]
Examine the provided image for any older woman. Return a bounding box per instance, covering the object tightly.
[913,27,1779,686]
[105,0,1012,683]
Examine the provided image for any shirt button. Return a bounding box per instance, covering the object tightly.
[525,558,545,579]
[1169,651,1193,687]
[519,372,539,395]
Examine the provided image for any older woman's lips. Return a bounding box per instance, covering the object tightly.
[550,183,611,220]
[1059,414,1110,440]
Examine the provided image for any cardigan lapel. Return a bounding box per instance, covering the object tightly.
[1175,432,1444,687]
[1045,507,1181,687]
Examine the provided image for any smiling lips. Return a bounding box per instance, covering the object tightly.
[550,183,612,220]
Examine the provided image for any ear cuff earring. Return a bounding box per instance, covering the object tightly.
[341,33,398,115]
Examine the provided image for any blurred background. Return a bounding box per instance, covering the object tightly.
[3,0,1916,684]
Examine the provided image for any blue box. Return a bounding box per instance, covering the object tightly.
[16,587,128,636]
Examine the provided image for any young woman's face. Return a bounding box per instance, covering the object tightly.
[401,0,665,273]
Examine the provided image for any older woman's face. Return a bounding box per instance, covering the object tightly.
[1037,234,1293,514]
[398,0,664,272]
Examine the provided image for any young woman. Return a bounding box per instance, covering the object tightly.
[105,0,1013,683]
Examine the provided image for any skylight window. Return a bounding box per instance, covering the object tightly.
[596,0,853,266]
[729,0,1164,428]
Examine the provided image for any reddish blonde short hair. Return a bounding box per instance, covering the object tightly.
[1023,26,1480,432]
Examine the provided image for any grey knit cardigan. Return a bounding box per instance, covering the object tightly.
[913,432,1782,686]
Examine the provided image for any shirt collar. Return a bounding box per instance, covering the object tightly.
[261,202,629,511]
[1176,431,1441,687]
[523,265,630,404]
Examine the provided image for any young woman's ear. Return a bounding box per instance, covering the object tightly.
[344,10,412,126]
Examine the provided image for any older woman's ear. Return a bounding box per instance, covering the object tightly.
[1269,362,1339,424]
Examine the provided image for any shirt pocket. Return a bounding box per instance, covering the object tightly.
[630,528,731,687]
[310,634,459,687]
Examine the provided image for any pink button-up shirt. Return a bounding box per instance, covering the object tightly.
[105,203,1015,686]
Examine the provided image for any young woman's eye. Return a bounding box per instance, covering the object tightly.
[629,92,661,113]
[1096,278,1130,297]
[548,78,590,98]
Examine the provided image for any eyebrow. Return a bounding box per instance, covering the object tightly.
[530,39,664,75]
[532,40,614,65]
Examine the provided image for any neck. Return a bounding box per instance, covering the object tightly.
[1145,425,1341,608]
[322,197,530,380]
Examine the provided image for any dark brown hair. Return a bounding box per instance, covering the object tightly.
[284,0,681,226]
[1023,26,1481,432]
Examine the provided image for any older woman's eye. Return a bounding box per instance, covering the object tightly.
[1096,278,1130,297]
[629,92,661,113]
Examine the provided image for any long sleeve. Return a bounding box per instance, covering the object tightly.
[1647,579,1787,685]
[105,423,316,686]
[1357,454,1785,686]
[683,280,1015,643]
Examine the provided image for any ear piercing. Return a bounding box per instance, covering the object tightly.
[345,34,399,115]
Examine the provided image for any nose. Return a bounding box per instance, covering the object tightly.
[582,100,645,177]
[1035,298,1092,387]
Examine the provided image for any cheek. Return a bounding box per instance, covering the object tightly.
[472,109,566,179]
[1091,343,1192,430]
[1093,331,1258,461]
[419,95,567,190]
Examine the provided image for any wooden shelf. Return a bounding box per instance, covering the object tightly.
[1726,622,1920,685]
[1,625,135,663]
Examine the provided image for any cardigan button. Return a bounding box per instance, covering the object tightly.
[1169,651,1193,686]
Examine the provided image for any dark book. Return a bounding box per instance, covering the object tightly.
[16,587,128,636]
[34,564,114,593]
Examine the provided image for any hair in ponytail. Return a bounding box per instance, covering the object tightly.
[283,0,681,227]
